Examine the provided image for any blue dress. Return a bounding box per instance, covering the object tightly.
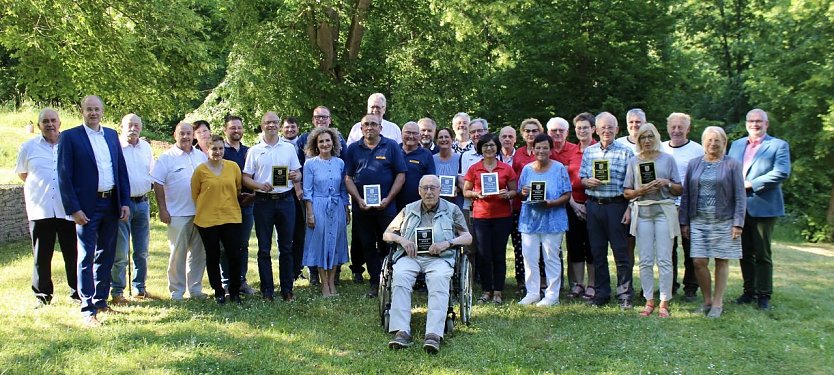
[302,156,350,268]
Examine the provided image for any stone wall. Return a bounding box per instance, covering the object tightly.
[0,184,29,244]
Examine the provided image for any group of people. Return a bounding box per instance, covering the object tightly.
[17,93,790,354]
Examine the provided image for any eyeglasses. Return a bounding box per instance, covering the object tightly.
[419,185,440,191]
[313,115,330,120]
[481,143,497,148]
[362,122,380,128]
[638,134,655,141]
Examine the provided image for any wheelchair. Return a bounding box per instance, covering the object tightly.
[378,246,473,334]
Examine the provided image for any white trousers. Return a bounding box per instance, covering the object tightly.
[521,232,564,301]
[636,211,674,301]
[389,256,453,337]
[167,216,206,298]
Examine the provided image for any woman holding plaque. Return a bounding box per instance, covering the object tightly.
[433,128,464,208]
[463,133,518,304]
[192,135,243,305]
[623,124,682,318]
[302,127,350,297]
[680,126,745,318]
[516,134,572,306]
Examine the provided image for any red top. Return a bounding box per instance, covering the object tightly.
[511,146,537,212]
[550,141,578,167]
[465,160,517,219]
[568,140,596,202]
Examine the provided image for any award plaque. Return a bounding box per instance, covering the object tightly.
[439,175,456,197]
[593,160,610,183]
[364,184,381,207]
[638,162,657,185]
[530,181,546,202]
[272,166,289,187]
[481,172,499,196]
[415,227,433,254]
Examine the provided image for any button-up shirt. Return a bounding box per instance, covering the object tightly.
[743,137,764,177]
[15,136,70,221]
[84,124,115,191]
[150,145,207,216]
[243,139,301,194]
[121,138,154,197]
[579,141,634,198]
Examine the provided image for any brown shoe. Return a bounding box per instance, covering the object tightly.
[97,306,122,315]
[83,315,101,328]
[111,295,129,305]
[134,290,155,300]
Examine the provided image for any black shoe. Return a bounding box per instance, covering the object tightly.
[757,296,771,310]
[618,299,634,310]
[366,286,379,298]
[514,287,527,297]
[263,293,275,302]
[353,273,365,284]
[310,272,321,287]
[684,290,698,303]
[230,295,242,305]
[215,296,226,305]
[282,292,295,302]
[735,293,756,304]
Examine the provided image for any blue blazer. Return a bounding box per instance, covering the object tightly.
[727,134,791,217]
[58,125,130,216]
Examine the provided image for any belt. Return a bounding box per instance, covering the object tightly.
[97,190,114,198]
[588,195,626,204]
[130,195,148,203]
[256,191,293,200]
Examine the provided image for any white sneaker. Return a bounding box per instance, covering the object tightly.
[536,298,560,307]
[518,294,541,305]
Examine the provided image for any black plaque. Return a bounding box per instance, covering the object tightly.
[481,172,499,196]
[364,184,381,207]
[272,166,289,187]
[638,162,656,185]
[439,175,456,197]
[415,227,433,254]
[530,181,546,202]
[593,160,610,183]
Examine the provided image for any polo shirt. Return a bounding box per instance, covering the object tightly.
[243,139,301,194]
[568,141,596,202]
[550,141,578,167]
[397,146,437,209]
[344,136,408,216]
[579,141,634,199]
[464,160,517,219]
[121,138,154,197]
[15,136,71,221]
[150,145,208,217]
[511,146,537,211]
[615,136,637,153]
[224,141,252,194]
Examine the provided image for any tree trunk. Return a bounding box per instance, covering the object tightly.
[345,0,371,64]
[827,184,834,241]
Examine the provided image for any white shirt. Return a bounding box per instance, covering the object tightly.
[15,136,71,221]
[346,119,402,145]
[150,145,207,216]
[121,138,154,197]
[459,149,484,209]
[615,136,637,153]
[84,124,115,191]
[243,140,301,194]
[662,139,705,206]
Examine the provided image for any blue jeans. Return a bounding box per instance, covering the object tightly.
[77,196,119,317]
[254,194,295,296]
[220,204,254,287]
[112,199,150,296]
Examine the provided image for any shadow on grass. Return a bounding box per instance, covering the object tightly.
[0,239,31,268]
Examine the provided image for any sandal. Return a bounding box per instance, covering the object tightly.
[658,304,671,318]
[492,292,504,305]
[582,286,596,300]
[477,293,492,304]
[568,284,585,299]
[639,302,655,317]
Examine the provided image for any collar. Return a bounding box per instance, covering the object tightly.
[421,201,439,215]
[83,124,104,136]
[748,136,766,146]
[120,138,143,148]
[172,144,196,156]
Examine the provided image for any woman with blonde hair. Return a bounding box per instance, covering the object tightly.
[680,126,746,318]
[623,123,682,318]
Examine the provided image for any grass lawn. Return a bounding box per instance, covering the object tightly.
[0,220,832,374]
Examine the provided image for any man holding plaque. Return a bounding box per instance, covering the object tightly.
[344,114,407,297]
[383,175,472,353]
[728,108,791,311]
[242,112,302,302]
[579,112,635,309]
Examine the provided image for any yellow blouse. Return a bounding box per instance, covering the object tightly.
[191,160,242,227]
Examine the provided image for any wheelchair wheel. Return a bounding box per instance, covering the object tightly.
[459,256,473,325]
[383,310,391,332]
[378,254,392,327]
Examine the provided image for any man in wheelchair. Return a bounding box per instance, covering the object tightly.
[382,175,472,353]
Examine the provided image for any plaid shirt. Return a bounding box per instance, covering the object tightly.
[579,141,634,198]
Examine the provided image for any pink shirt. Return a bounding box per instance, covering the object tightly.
[742,137,763,177]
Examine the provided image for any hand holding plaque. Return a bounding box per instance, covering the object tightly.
[364,184,381,207]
